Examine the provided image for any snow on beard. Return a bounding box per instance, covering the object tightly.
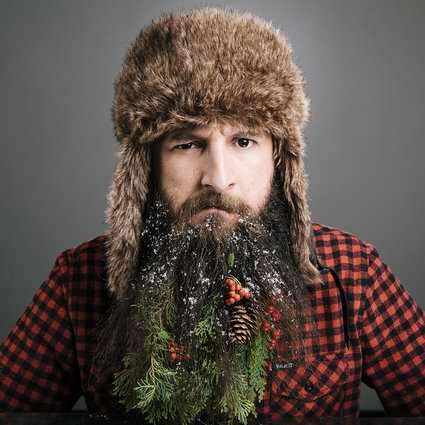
[133,181,311,362]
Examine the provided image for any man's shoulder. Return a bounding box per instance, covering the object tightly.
[313,223,370,245]
[55,235,108,272]
[312,223,375,263]
[61,234,107,257]
[50,235,110,299]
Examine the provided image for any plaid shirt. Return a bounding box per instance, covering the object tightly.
[1,223,425,417]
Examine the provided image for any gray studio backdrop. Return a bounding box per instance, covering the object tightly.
[1,0,424,413]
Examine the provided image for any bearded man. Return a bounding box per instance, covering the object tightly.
[1,8,425,423]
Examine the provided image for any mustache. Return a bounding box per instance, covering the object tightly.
[175,191,253,223]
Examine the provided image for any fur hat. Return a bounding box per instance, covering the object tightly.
[107,8,321,299]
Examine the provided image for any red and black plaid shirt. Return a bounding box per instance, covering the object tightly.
[1,223,425,417]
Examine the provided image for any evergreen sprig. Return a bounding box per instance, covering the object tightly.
[237,328,271,401]
[133,357,179,423]
[113,262,271,424]
[113,352,145,410]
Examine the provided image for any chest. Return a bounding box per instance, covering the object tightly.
[257,272,361,417]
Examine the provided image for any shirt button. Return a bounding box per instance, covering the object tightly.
[304,380,314,392]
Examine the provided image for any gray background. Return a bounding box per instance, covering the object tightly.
[1,0,424,413]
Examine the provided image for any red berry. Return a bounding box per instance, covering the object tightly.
[169,352,177,362]
[184,353,191,360]
[168,342,174,347]
[267,344,275,351]
[175,354,182,362]
[227,297,235,305]
[235,284,242,291]
[239,289,245,297]
[228,291,236,298]
[267,305,275,314]
[271,329,281,340]
[228,284,235,292]
[234,293,241,302]
[271,310,281,322]
[226,279,234,286]
[244,291,250,299]
[262,321,271,332]
[180,345,185,353]
[169,346,175,353]
[267,361,273,372]
[270,338,277,347]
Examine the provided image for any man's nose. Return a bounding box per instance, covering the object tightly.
[200,143,235,192]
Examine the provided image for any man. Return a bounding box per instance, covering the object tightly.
[1,7,425,423]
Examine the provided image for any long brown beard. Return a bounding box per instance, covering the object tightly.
[93,180,313,407]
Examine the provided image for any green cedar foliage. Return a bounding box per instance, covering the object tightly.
[113,275,270,424]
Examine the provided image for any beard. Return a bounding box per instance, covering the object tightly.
[93,178,313,416]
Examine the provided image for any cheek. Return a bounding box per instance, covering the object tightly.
[240,155,274,210]
[159,161,199,211]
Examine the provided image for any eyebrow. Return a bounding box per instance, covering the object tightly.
[167,130,262,143]
[168,132,200,142]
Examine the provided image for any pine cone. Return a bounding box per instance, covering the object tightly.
[229,304,259,344]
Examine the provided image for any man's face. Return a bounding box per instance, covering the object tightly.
[154,125,275,225]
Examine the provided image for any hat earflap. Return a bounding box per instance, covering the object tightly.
[106,141,151,299]
[280,127,321,285]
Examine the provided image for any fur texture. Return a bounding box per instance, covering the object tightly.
[107,8,321,298]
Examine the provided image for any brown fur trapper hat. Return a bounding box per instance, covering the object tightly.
[107,7,321,299]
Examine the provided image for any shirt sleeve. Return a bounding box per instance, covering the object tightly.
[360,246,425,416]
[0,253,81,411]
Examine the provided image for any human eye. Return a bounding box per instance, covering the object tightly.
[236,138,253,148]
[175,142,195,150]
